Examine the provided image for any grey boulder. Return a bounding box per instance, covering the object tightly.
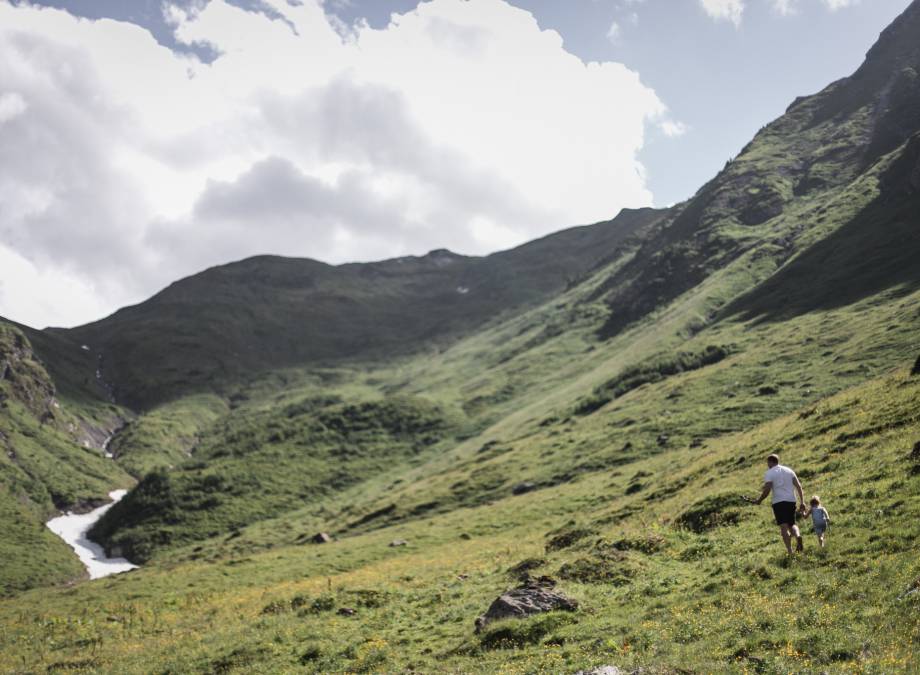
[474,579,577,632]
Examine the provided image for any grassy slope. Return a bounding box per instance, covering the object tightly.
[0,323,135,594]
[0,363,916,673]
[91,395,460,562]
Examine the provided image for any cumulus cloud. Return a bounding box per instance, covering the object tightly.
[821,0,858,10]
[707,0,860,23]
[0,0,672,327]
[699,0,745,26]
[772,0,797,15]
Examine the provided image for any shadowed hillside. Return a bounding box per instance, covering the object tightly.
[58,208,665,410]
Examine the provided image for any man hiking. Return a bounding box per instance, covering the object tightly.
[745,453,806,555]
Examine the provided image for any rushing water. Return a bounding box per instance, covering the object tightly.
[46,490,138,579]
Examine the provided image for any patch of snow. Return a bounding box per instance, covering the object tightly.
[457,286,470,295]
[46,490,138,579]
[80,344,90,351]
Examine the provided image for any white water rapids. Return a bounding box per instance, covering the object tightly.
[46,489,138,579]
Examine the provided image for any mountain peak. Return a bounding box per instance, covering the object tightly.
[863,0,920,70]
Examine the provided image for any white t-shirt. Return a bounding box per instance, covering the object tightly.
[764,464,798,504]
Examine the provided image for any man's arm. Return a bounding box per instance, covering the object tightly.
[793,475,805,509]
[752,482,772,504]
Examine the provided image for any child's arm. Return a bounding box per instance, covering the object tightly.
[803,506,813,517]
[822,507,830,523]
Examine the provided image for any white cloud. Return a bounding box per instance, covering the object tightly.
[822,0,857,10]
[0,0,673,327]
[0,92,27,124]
[737,0,861,21]
[0,245,112,329]
[772,0,797,15]
[606,20,621,42]
[659,119,689,137]
[699,0,745,26]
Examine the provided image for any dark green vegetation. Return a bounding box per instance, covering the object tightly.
[61,207,663,410]
[91,395,457,562]
[1,2,920,672]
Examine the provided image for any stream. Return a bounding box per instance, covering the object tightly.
[46,490,138,580]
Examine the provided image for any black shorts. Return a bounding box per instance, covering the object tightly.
[772,501,797,526]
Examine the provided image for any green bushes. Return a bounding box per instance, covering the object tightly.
[676,493,747,533]
[545,527,596,552]
[575,345,732,415]
[88,394,456,560]
[479,613,575,650]
[557,552,640,585]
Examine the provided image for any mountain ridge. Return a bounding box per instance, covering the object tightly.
[53,206,666,410]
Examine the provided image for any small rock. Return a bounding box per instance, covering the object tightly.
[656,434,669,447]
[901,588,920,601]
[311,532,332,544]
[389,539,409,547]
[459,533,472,540]
[758,385,779,396]
[912,355,920,376]
[474,579,577,632]
[337,607,356,616]
[512,481,536,496]
[574,667,623,675]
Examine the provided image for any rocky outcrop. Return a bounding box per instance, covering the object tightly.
[0,323,57,422]
[512,482,536,496]
[474,578,578,632]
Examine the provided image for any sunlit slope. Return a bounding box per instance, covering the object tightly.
[2,363,917,673]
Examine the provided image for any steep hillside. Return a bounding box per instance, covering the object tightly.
[592,0,920,340]
[60,208,664,410]
[0,322,134,593]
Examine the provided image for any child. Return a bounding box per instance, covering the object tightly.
[804,496,831,548]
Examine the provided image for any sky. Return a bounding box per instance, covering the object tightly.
[0,0,911,328]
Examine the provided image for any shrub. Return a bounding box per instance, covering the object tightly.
[545,527,596,552]
[676,493,746,533]
[507,557,547,579]
[575,345,732,415]
[557,553,639,585]
[479,613,575,650]
[608,533,666,554]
